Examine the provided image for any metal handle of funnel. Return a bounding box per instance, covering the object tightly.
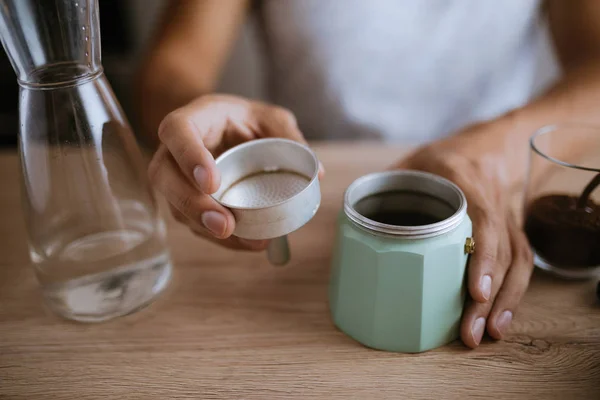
[267,235,290,266]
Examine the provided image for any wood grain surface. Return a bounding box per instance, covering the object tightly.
[0,143,599,399]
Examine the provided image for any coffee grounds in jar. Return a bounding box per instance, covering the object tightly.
[524,194,600,267]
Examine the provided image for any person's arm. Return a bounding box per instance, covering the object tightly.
[430,0,600,190]
[135,0,251,146]
[136,0,319,253]
[396,0,600,349]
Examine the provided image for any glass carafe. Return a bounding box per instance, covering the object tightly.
[0,0,172,322]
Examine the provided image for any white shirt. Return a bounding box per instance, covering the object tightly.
[260,0,559,143]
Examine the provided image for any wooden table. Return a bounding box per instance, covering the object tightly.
[0,143,599,399]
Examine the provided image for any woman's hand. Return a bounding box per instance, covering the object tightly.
[394,122,534,349]
[148,94,320,251]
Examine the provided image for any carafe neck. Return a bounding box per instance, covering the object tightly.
[0,0,102,87]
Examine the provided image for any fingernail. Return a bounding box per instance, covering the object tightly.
[496,310,513,337]
[201,211,227,237]
[471,317,486,346]
[480,275,492,301]
[193,166,210,192]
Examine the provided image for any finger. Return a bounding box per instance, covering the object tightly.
[461,213,512,348]
[158,108,223,194]
[460,298,488,349]
[460,260,508,349]
[169,202,269,251]
[460,270,507,349]
[149,147,235,239]
[169,204,187,224]
[486,213,534,340]
[460,211,516,348]
[160,97,326,191]
[467,202,505,303]
[250,103,305,142]
[394,152,502,303]
[158,95,258,192]
[250,103,326,178]
[189,226,270,252]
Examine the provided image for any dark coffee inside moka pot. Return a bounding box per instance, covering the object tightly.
[344,170,467,239]
[355,191,454,227]
[524,173,600,268]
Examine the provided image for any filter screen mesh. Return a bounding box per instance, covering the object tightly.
[219,170,310,208]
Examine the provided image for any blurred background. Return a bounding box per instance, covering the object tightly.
[0,0,265,147]
[0,0,558,148]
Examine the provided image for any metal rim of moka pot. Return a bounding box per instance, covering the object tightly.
[343,170,468,239]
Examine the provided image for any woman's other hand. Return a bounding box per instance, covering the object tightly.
[394,121,534,349]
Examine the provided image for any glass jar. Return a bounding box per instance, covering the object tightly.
[0,0,172,321]
[523,124,600,279]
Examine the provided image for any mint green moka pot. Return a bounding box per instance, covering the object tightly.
[329,171,474,353]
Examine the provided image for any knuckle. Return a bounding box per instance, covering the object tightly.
[174,141,192,164]
[512,283,528,301]
[468,157,498,183]
[147,157,162,185]
[520,244,533,264]
[437,153,469,179]
[477,249,497,266]
[171,209,186,223]
[476,210,502,230]
[497,250,511,271]
[502,278,528,303]
[175,194,205,223]
[498,245,512,266]
[443,166,463,184]
[177,194,196,216]
[273,107,298,127]
[158,110,186,142]
[516,243,534,267]
[465,300,492,321]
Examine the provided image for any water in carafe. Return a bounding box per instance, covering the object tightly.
[0,0,172,322]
